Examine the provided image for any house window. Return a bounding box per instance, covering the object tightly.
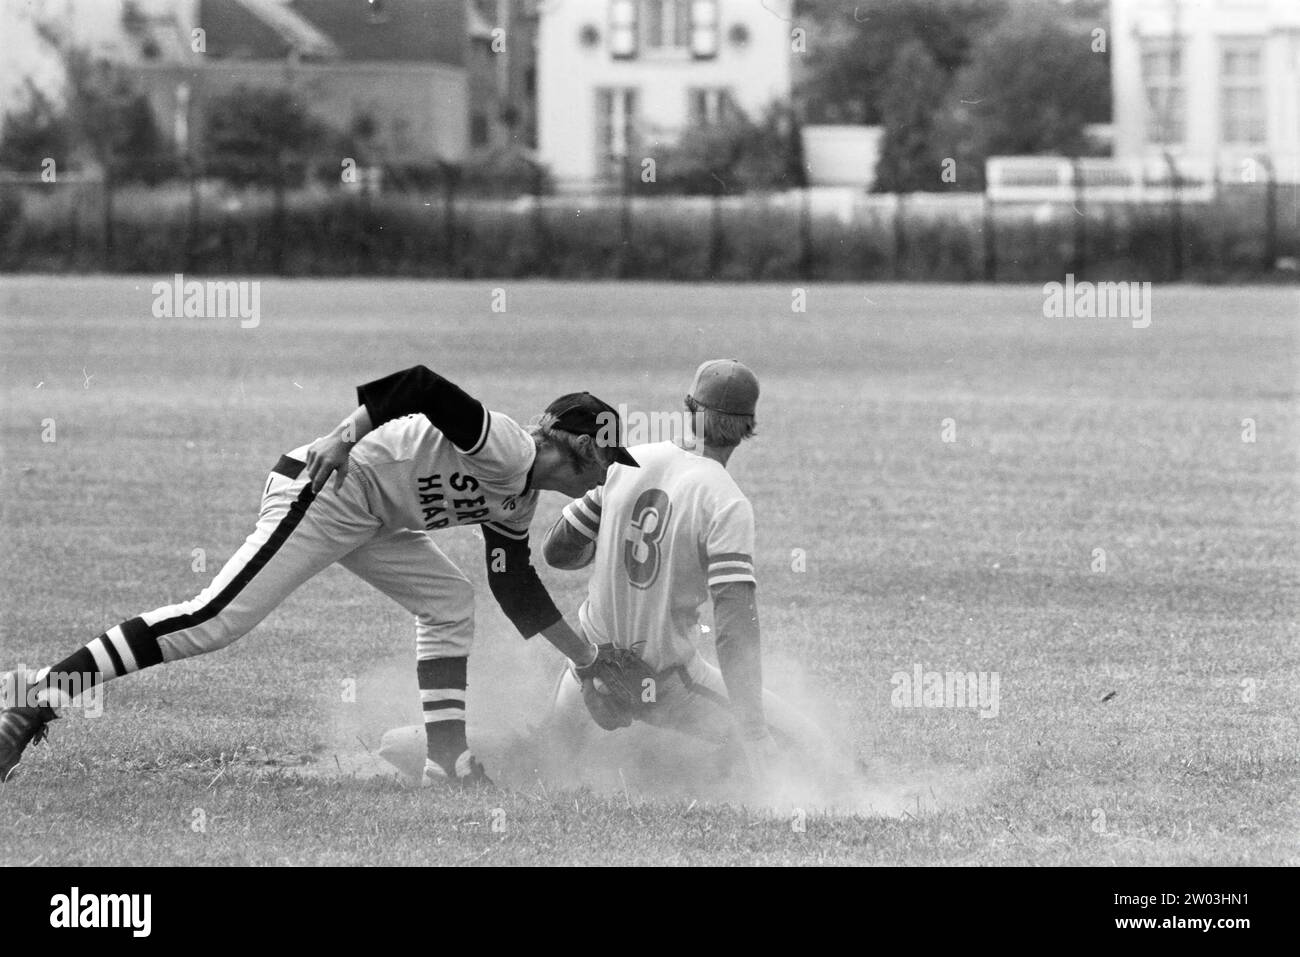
[643,0,689,51]
[610,0,638,59]
[689,88,732,125]
[1220,40,1266,145]
[1141,40,1186,146]
[609,0,717,59]
[596,87,638,182]
[690,0,719,59]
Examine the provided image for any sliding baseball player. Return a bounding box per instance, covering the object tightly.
[542,360,833,786]
[0,365,640,787]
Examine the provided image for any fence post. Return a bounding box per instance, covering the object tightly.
[1213,158,1228,274]
[67,178,81,271]
[442,163,458,277]
[271,151,287,274]
[1071,157,1087,280]
[186,153,201,272]
[1259,154,1277,271]
[798,186,812,280]
[983,189,997,282]
[533,162,548,276]
[619,156,633,278]
[708,175,724,279]
[102,162,115,271]
[893,193,906,280]
[1164,151,1183,280]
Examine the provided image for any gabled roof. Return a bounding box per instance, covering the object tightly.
[195,0,465,65]
[246,0,339,58]
[290,0,465,65]
[197,0,294,59]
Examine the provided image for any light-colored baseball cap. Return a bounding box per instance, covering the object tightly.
[687,359,759,415]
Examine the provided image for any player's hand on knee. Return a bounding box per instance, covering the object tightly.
[304,433,351,494]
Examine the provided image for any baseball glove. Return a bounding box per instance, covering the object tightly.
[575,644,657,730]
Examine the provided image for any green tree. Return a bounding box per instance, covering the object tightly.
[61,54,169,182]
[872,40,951,193]
[0,86,71,172]
[941,4,1112,188]
[638,105,803,195]
[795,0,1008,124]
[0,23,168,180]
[796,0,1111,193]
[203,86,355,186]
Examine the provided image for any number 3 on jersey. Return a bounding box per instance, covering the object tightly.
[624,488,672,589]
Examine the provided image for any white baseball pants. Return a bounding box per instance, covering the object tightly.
[141,456,476,666]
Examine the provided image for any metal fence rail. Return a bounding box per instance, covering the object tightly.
[0,159,1294,282]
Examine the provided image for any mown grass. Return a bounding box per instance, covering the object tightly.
[0,278,1296,865]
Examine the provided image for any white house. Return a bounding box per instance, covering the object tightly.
[536,0,794,189]
[1111,0,1300,181]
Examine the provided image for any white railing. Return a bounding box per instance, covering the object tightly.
[986,156,1217,202]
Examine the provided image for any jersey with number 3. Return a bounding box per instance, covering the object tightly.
[561,441,756,671]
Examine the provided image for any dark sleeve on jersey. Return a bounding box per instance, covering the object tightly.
[711,581,766,739]
[482,524,565,638]
[356,366,487,451]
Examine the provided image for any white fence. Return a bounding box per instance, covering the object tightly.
[986,156,1224,203]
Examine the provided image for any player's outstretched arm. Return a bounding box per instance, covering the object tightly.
[537,619,598,668]
[482,524,597,667]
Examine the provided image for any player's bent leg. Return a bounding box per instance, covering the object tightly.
[546,664,605,755]
[150,466,379,663]
[627,664,755,780]
[651,656,841,778]
[2,459,380,779]
[637,662,736,746]
[758,687,841,766]
[525,661,626,786]
[687,656,833,755]
[339,529,486,786]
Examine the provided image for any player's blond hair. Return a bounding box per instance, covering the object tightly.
[529,414,616,471]
[685,395,756,449]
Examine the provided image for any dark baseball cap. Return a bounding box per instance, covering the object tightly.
[544,392,639,467]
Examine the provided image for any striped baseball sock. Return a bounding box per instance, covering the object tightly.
[417,656,468,771]
[29,617,164,707]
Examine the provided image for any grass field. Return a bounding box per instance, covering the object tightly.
[0,276,1296,866]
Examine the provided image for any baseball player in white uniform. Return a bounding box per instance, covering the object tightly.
[541,360,831,784]
[0,365,638,787]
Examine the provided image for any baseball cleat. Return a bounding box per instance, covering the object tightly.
[422,750,493,789]
[0,707,57,782]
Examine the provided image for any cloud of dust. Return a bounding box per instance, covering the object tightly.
[324,620,981,818]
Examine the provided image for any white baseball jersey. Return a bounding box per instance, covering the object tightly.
[560,441,756,671]
[289,409,538,540]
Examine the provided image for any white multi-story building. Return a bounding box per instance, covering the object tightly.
[536,0,793,189]
[1112,0,1299,180]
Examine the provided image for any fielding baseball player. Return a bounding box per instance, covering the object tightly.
[542,360,831,785]
[0,365,640,787]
